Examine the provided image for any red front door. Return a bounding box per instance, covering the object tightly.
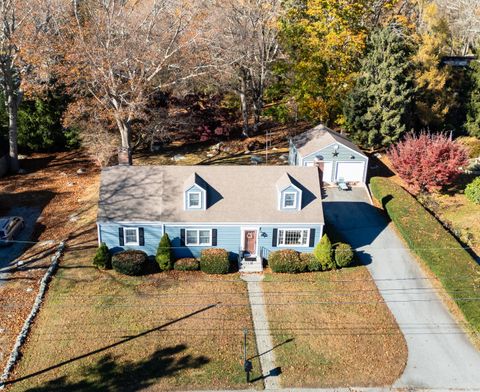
[244,230,257,255]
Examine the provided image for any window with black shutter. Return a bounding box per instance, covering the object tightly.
[272,229,278,247]
[118,227,124,246]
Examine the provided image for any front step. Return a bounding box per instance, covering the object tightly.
[239,256,263,273]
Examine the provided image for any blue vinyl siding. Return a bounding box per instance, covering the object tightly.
[99,223,323,260]
[99,224,163,256]
[302,144,366,165]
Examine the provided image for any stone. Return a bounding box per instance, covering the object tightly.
[251,155,263,164]
[76,168,86,174]
[67,182,75,187]
[18,154,28,160]
[206,153,215,158]
[26,287,33,293]
[279,154,288,161]
[244,150,251,154]
[171,154,185,162]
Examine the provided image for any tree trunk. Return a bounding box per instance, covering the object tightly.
[114,114,133,165]
[7,93,19,173]
[252,96,262,134]
[239,68,249,137]
[2,63,22,174]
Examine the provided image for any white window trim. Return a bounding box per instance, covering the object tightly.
[277,228,310,248]
[187,191,202,209]
[185,228,212,247]
[124,227,140,246]
[282,191,298,209]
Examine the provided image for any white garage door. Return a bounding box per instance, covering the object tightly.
[335,162,365,182]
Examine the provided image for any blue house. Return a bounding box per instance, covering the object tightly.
[289,124,368,184]
[97,165,324,272]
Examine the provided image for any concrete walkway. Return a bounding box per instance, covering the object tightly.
[241,274,280,390]
[323,186,480,390]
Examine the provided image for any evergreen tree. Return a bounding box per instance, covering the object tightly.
[156,233,173,271]
[344,23,415,149]
[465,61,480,138]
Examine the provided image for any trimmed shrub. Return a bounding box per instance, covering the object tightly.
[300,252,320,272]
[302,252,320,271]
[370,176,480,332]
[93,242,111,269]
[200,248,230,274]
[112,250,148,276]
[156,233,173,271]
[465,177,480,205]
[269,249,305,273]
[174,258,200,271]
[334,243,354,268]
[313,234,334,270]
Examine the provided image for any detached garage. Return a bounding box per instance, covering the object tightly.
[289,124,368,184]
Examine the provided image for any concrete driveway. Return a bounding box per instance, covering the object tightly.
[323,186,480,390]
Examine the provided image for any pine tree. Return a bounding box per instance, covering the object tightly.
[344,22,415,149]
[466,61,480,138]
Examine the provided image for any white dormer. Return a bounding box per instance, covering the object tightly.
[276,173,302,211]
[184,173,207,210]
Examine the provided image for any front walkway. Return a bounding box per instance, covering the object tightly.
[241,274,280,390]
[323,186,480,390]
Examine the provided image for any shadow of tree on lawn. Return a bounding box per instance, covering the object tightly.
[24,344,209,392]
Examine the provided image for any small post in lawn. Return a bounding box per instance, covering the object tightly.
[243,328,252,383]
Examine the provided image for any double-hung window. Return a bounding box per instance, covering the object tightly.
[187,192,201,209]
[283,192,297,209]
[186,229,211,246]
[124,227,139,246]
[278,229,309,247]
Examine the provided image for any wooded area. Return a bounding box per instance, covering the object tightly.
[1,0,480,171]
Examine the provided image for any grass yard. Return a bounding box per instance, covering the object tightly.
[7,235,262,391]
[422,192,480,257]
[261,268,407,388]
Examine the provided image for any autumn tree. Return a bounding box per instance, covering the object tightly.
[0,0,39,172]
[215,0,281,136]
[413,2,457,131]
[54,0,211,163]
[344,22,415,149]
[388,132,469,194]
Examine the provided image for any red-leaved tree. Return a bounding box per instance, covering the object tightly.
[388,132,469,194]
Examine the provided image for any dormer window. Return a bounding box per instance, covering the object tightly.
[282,192,297,209]
[187,191,201,209]
[184,173,207,211]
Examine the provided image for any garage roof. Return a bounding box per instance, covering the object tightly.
[291,124,367,158]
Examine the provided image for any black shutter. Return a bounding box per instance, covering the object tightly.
[180,229,186,246]
[272,229,278,247]
[212,229,217,246]
[309,228,316,247]
[139,228,145,246]
[118,227,124,246]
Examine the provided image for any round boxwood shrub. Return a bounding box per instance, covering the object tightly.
[300,252,321,272]
[93,242,111,270]
[112,250,149,276]
[334,243,354,268]
[269,249,305,273]
[174,258,200,271]
[200,248,230,274]
[465,177,480,204]
[156,233,173,271]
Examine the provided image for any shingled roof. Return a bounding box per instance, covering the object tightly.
[291,124,366,158]
[98,165,324,224]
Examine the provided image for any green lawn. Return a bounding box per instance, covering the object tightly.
[370,177,480,334]
[8,239,263,391]
[261,268,407,388]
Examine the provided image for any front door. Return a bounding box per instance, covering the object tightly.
[244,230,257,256]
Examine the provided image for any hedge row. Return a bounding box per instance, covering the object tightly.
[370,176,480,332]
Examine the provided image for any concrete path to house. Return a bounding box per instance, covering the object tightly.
[322,186,480,390]
[241,274,280,390]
